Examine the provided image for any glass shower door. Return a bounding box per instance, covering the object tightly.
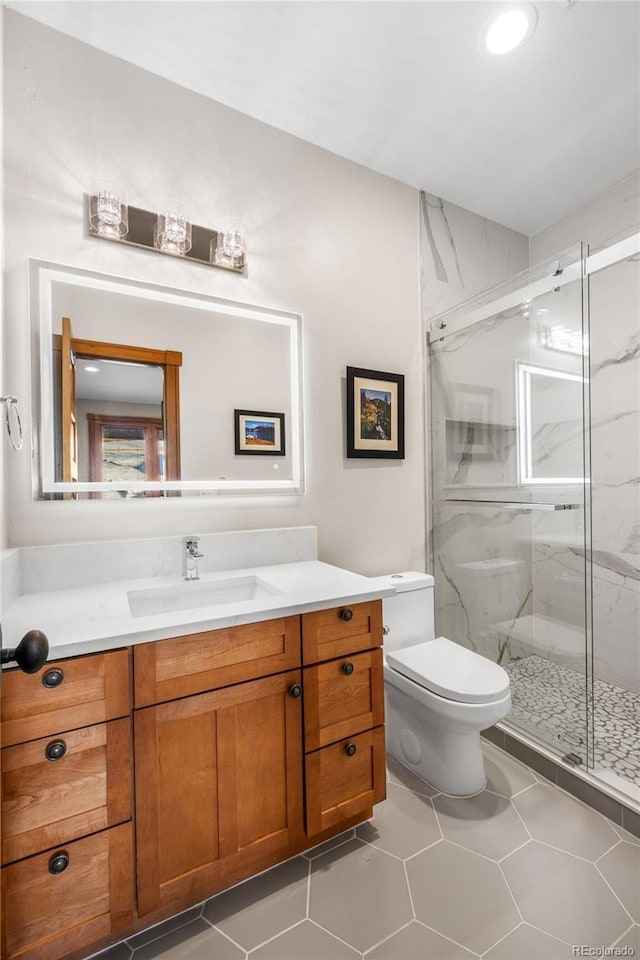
[428,245,592,766]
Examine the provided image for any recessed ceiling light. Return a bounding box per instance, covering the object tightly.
[83,365,100,373]
[481,3,538,56]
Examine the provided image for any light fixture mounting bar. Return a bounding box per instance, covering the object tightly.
[85,196,246,274]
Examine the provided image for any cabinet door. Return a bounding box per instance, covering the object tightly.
[306,727,386,836]
[2,718,131,864]
[135,670,304,916]
[304,648,384,751]
[1,822,133,960]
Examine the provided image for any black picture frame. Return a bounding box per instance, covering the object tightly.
[234,409,286,456]
[346,366,405,459]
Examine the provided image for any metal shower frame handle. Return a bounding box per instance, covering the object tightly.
[0,395,24,451]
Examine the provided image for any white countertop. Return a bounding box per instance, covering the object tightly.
[3,561,394,661]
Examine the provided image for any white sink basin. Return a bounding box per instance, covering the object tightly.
[127,575,282,618]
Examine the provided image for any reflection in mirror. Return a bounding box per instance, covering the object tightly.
[33,261,304,497]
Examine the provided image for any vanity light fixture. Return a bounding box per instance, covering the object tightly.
[88,179,128,238]
[481,3,538,55]
[87,187,246,274]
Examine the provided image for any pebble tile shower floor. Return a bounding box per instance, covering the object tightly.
[94,742,640,960]
[505,654,640,787]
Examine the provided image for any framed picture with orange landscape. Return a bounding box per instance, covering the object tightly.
[346,366,405,459]
[234,409,286,455]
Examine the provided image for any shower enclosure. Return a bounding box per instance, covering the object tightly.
[428,234,640,804]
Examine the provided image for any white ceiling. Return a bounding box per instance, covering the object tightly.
[8,0,640,235]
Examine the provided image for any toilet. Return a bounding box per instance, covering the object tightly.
[371,572,511,796]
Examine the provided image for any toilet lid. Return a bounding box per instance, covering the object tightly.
[386,636,510,704]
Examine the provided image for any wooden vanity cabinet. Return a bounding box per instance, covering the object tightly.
[133,619,305,918]
[0,650,134,960]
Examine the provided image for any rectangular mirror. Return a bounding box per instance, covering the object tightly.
[31,261,304,497]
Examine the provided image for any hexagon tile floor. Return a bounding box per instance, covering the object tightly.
[96,742,640,960]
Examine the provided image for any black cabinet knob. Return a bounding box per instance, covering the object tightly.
[340,609,353,622]
[289,684,302,699]
[0,629,49,674]
[45,740,67,762]
[42,668,64,688]
[48,852,69,875]
[344,743,357,757]
[342,662,354,675]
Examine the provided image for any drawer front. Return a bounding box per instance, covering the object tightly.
[302,601,382,664]
[305,726,386,836]
[304,648,384,751]
[1,822,134,960]
[1,649,130,748]
[2,717,132,864]
[134,616,301,707]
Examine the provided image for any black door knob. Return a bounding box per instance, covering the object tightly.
[340,609,353,622]
[344,743,357,757]
[0,629,49,674]
[45,740,67,762]
[342,662,354,675]
[48,852,69,875]
[289,684,302,698]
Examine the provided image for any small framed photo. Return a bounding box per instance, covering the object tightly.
[234,409,285,456]
[346,367,405,459]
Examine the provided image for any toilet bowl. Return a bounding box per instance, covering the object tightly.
[369,572,511,796]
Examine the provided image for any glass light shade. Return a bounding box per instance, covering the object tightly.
[89,179,128,238]
[221,217,246,260]
[156,201,192,255]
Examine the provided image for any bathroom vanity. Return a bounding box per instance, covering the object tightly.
[0,555,389,960]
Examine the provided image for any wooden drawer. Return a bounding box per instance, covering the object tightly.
[301,601,382,664]
[304,648,384,751]
[2,717,132,864]
[305,726,386,836]
[1,649,130,748]
[1,822,134,960]
[134,616,301,707]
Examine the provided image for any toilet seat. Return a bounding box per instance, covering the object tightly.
[386,636,510,704]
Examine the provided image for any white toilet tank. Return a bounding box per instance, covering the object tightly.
[368,572,435,653]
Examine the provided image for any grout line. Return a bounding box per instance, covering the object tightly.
[305,857,311,918]
[593,863,635,925]
[509,781,538,798]
[439,835,509,866]
[404,837,444,864]
[361,919,414,958]
[413,918,483,957]
[595,838,622,862]
[307,917,365,957]
[497,838,531,863]
[525,920,575,948]
[610,922,637,949]
[497,859,526,925]
[478,919,523,957]
[509,796,534,841]
[302,830,356,860]
[209,923,250,955]
[403,860,417,920]
[244,918,307,956]
[532,837,609,866]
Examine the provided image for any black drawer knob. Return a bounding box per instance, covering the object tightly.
[0,629,49,674]
[344,743,357,757]
[340,609,353,622]
[289,684,302,699]
[342,662,354,675]
[45,740,67,762]
[42,668,64,688]
[48,852,69,875]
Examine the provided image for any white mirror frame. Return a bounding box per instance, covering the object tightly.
[31,260,305,497]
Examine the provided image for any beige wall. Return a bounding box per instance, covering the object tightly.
[3,11,424,574]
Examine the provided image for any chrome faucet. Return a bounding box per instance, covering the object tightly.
[184,536,204,581]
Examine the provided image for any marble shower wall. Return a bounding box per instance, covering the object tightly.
[531,173,640,695]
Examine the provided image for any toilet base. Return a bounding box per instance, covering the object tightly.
[385,675,510,797]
